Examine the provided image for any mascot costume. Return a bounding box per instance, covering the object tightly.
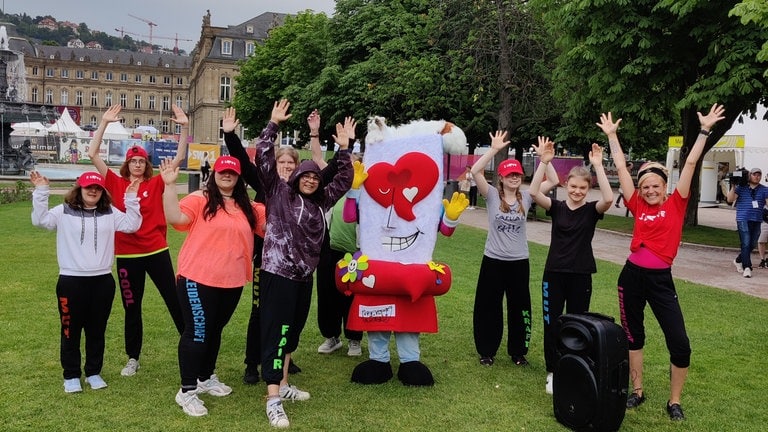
[335,117,468,386]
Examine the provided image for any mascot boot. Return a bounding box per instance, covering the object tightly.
[397,361,434,387]
[351,359,393,384]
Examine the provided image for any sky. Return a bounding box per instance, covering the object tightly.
[5,0,337,53]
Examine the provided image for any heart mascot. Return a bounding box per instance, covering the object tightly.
[335,116,468,385]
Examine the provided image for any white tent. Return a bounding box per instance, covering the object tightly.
[11,121,49,136]
[47,109,83,135]
[103,121,131,140]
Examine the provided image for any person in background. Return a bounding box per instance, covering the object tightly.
[243,100,352,428]
[87,104,187,377]
[30,170,141,393]
[727,166,768,278]
[470,130,558,367]
[160,155,266,417]
[528,137,614,394]
[599,104,725,421]
[200,152,211,184]
[458,165,473,209]
[309,109,364,357]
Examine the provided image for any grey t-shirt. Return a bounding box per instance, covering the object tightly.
[483,190,532,261]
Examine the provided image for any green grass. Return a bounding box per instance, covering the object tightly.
[1,196,766,431]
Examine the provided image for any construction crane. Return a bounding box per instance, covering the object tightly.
[127,14,158,47]
[115,28,193,54]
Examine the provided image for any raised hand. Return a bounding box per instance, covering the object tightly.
[307,109,320,133]
[351,160,367,189]
[588,143,604,167]
[29,170,49,187]
[443,191,470,221]
[488,130,510,151]
[270,99,292,124]
[222,107,239,133]
[343,116,357,141]
[533,136,555,164]
[170,105,188,126]
[596,112,622,136]
[102,104,122,124]
[126,178,141,194]
[698,103,725,131]
[159,158,179,186]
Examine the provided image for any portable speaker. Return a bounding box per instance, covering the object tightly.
[553,312,629,432]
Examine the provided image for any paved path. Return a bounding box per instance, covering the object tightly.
[459,187,768,300]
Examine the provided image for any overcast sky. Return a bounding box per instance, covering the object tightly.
[5,0,336,53]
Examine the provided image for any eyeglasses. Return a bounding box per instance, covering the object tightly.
[301,174,321,183]
[129,159,147,166]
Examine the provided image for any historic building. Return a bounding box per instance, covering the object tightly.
[20,11,286,145]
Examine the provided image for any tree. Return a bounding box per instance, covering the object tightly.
[731,0,768,75]
[532,0,768,225]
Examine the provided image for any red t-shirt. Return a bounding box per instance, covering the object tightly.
[626,189,689,266]
[105,171,168,256]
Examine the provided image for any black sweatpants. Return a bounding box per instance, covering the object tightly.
[316,242,362,342]
[260,271,312,385]
[244,236,264,370]
[541,271,592,372]
[117,250,184,360]
[617,261,691,368]
[56,274,115,379]
[473,256,531,358]
[176,277,242,389]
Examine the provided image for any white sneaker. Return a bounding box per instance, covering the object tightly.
[175,389,208,417]
[734,259,743,273]
[197,374,232,396]
[347,339,362,357]
[545,373,553,395]
[317,337,342,354]
[85,374,108,390]
[63,378,82,393]
[121,358,140,376]
[279,384,310,401]
[744,267,752,278]
[266,398,290,428]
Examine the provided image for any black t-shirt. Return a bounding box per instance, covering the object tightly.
[544,199,603,274]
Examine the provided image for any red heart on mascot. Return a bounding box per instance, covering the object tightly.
[364,152,438,222]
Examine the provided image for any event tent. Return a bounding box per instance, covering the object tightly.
[46,109,83,135]
[103,121,131,140]
[11,121,48,136]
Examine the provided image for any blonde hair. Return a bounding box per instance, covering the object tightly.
[276,147,299,164]
[637,162,668,187]
[567,166,592,186]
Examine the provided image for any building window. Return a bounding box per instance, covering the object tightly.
[91,71,98,80]
[106,71,113,81]
[75,91,83,106]
[76,70,84,79]
[176,76,183,85]
[219,119,224,140]
[46,68,54,77]
[162,120,169,133]
[120,93,127,108]
[32,66,39,75]
[120,73,128,82]
[90,115,97,127]
[246,42,255,56]
[221,39,232,55]
[135,74,142,83]
[220,76,231,102]
[31,87,38,102]
[134,118,140,128]
[60,89,68,105]
[162,96,170,112]
[149,75,156,84]
[148,95,156,110]
[61,69,69,78]
[91,91,98,107]
[148,119,155,127]
[176,95,183,107]
[163,76,171,85]
[174,123,181,134]
[134,94,141,109]
[45,89,53,104]
[105,92,113,106]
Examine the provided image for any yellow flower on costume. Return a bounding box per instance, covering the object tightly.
[339,251,370,283]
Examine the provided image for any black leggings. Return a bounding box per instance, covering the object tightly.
[176,277,242,389]
[316,243,362,341]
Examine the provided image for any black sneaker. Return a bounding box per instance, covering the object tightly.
[479,356,494,366]
[759,259,767,269]
[511,355,529,366]
[626,392,646,408]
[666,401,685,420]
[243,366,259,385]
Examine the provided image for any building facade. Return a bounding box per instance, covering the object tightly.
[20,11,286,145]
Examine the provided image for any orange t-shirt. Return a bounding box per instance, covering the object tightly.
[173,192,266,288]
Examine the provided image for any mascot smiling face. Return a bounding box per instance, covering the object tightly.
[359,134,444,264]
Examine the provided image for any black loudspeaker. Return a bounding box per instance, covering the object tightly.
[553,312,629,432]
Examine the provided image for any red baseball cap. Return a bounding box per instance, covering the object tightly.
[213,156,241,175]
[77,172,106,188]
[125,145,149,162]
[498,159,523,177]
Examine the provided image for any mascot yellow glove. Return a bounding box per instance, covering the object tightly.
[351,160,368,189]
[442,191,469,222]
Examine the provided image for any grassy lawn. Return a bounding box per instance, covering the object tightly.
[1,195,766,431]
